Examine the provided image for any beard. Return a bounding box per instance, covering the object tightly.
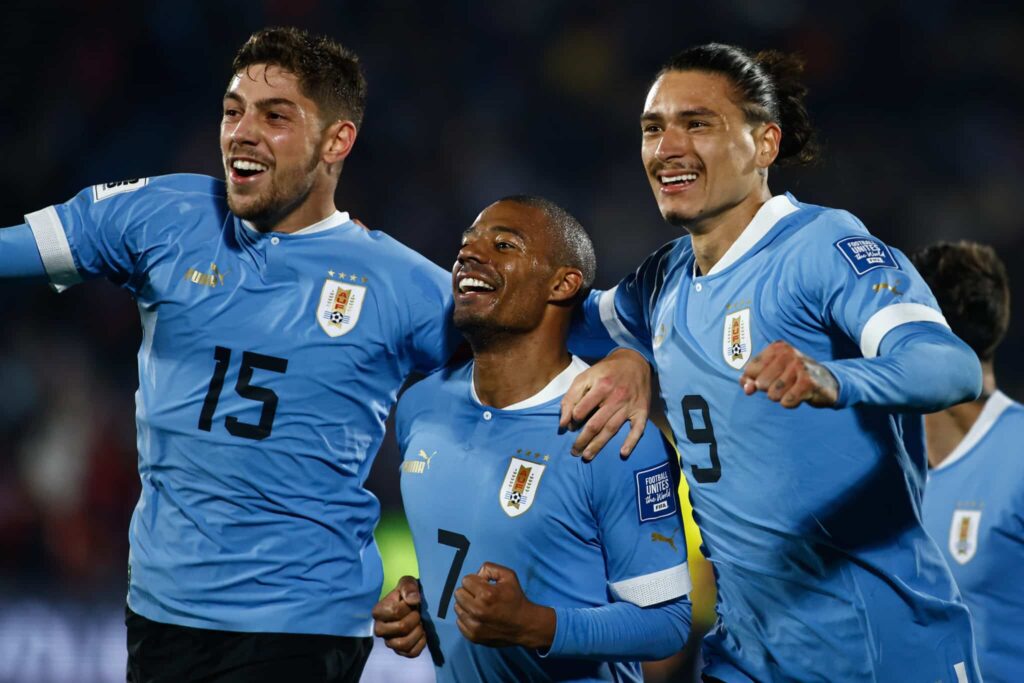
[225,153,319,229]
[662,209,692,227]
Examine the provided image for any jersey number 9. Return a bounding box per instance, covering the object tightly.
[682,395,721,483]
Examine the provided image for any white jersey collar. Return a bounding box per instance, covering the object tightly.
[933,391,1013,471]
[698,194,800,277]
[470,356,590,410]
[241,210,351,236]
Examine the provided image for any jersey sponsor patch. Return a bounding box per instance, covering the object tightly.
[948,508,981,564]
[834,236,900,276]
[722,308,752,369]
[92,178,149,202]
[499,457,545,517]
[635,462,677,523]
[317,279,366,337]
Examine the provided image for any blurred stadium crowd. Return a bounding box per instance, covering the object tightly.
[0,1,1020,681]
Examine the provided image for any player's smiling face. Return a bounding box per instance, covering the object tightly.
[220,64,325,228]
[452,201,558,337]
[641,70,772,230]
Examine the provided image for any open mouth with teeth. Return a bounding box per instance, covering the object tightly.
[457,276,497,294]
[230,159,270,182]
[659,171,698,190]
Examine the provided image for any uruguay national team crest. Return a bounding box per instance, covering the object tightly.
[722,308,752,369]
[499,457,546,517]
[948,509,981,565]
[317,279,366,337]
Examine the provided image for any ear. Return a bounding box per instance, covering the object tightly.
[755,121,781,170]
[321,120,358,165]
[549,267,584,304]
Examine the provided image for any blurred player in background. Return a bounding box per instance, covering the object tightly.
[372,196,692,681]
[0,26,462,682]
[914,241,1023,683]
[564,43,984,681]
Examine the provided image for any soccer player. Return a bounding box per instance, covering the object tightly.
[371,196,693,682]
[564,44,985,681]
[0,27,460,681]
[914,241,1023,683]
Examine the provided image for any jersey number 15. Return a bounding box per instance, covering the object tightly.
[198,346,289,440]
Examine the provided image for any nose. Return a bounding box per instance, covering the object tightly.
[654,125,692,163]
[227,110,259,147]
[457,236,487,265]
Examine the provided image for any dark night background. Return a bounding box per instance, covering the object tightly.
[0,1,1020,680]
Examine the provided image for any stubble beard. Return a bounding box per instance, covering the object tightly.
[226,153,320,230]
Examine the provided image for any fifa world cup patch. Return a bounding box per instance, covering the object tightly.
[499,457,546,517]
[834,236,900,276]
[948,509,981,565]
[92,178,149,202]
[316,278,366,337]
[635,462,677,523]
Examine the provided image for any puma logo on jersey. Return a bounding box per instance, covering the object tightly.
[184,263,228,288]
[651,528,680,552]
[401,450,436,474]
[871,281,904,296]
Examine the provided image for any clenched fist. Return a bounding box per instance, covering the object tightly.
[372,575,427,658]
[739,340,838,409]
[453,562,555,650]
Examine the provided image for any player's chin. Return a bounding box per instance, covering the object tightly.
[226,193,271,222]
[662,208,695,227]
[453,308,491,331]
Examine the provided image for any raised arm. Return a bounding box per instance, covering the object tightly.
[0,224,48,280]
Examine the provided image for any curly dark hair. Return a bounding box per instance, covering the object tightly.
[910,241,1010,362]
[233,27,367,129]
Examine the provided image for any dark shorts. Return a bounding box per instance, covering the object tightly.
[125,605,373,683]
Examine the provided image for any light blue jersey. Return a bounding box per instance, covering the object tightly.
[924,391,1024,683]
[578,194,980,682]
[397,357,692,682]
[24,174,458,636]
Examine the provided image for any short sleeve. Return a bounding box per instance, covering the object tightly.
[568,240,679,362]
[793,212,948,358]
[400,259,460,374]
[24,178,158,291]
[589,425,691,607]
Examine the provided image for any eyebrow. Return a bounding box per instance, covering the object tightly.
[462,225,529,240]
[641,107,720,121]
[223,93,299,111]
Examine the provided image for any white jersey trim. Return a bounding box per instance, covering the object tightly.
[598,285,644,349]
[608,563,692,607]
[470,355,590,410]
[858,303,948,358]
[933,391,1013,472]
[241,210,351,236]
[704,194,799,276]
[25,206,81,293]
